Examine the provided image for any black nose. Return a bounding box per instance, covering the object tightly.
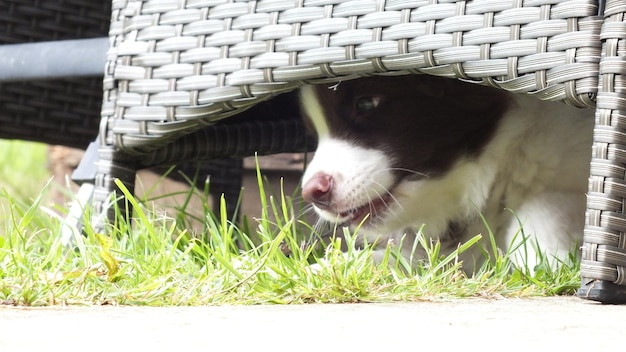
[302,172,333,210]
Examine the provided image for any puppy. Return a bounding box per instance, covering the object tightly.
[299,74,593,272]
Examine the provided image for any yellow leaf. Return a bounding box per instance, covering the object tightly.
[94,233,120,280]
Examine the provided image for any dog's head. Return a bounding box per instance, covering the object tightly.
[300,74,512,231]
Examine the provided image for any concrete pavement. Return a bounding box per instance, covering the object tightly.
[1,297,623,351]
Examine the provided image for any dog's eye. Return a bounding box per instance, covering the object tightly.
[355,96,381,116]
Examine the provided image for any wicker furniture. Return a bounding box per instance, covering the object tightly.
[96,0,626,303]
[0,0,110,147]
[0,0,247,228]
[4,0,626,303]
[579,0,626,303]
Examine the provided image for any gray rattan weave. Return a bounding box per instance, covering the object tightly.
[0,0,111,44]
[0,1,250,226]
[102,0,602,155]
[0,78,103,148]
[97,0,626,302]
[578,0,626,302]
[0,0,111,147]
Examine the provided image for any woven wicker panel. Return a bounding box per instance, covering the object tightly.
[136,90,315,165]
[0,0,112,147]
[102,0,602,155]
[580,0,626,295]
[0,0,111,44]
[0,79,104,148]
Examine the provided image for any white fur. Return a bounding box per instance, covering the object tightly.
[302,91,593,273]
[304,139,395,224]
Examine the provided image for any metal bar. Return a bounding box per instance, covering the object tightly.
[0,37,108,82]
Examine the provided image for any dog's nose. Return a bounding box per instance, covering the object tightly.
[302,172,333,210]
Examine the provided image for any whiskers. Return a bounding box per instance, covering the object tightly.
[297,201,330,237]
[376,167,430,180]
[363,179,402,222]
[295,167,420,256]
[361,166,428,223]
[296,201,340,252]
[297,166,422,246]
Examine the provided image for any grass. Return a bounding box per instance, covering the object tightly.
[0,140,50,223]
[0,141,581,306]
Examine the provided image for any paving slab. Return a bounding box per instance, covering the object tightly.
[0,297,623,351]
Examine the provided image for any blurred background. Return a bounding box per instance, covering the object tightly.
[0,139,311,234]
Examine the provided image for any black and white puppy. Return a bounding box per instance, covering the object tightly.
[300,74,593,272]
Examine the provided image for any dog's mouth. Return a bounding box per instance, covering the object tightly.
[335,193,394,226]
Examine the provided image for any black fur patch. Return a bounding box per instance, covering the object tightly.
[307,75,512,178]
